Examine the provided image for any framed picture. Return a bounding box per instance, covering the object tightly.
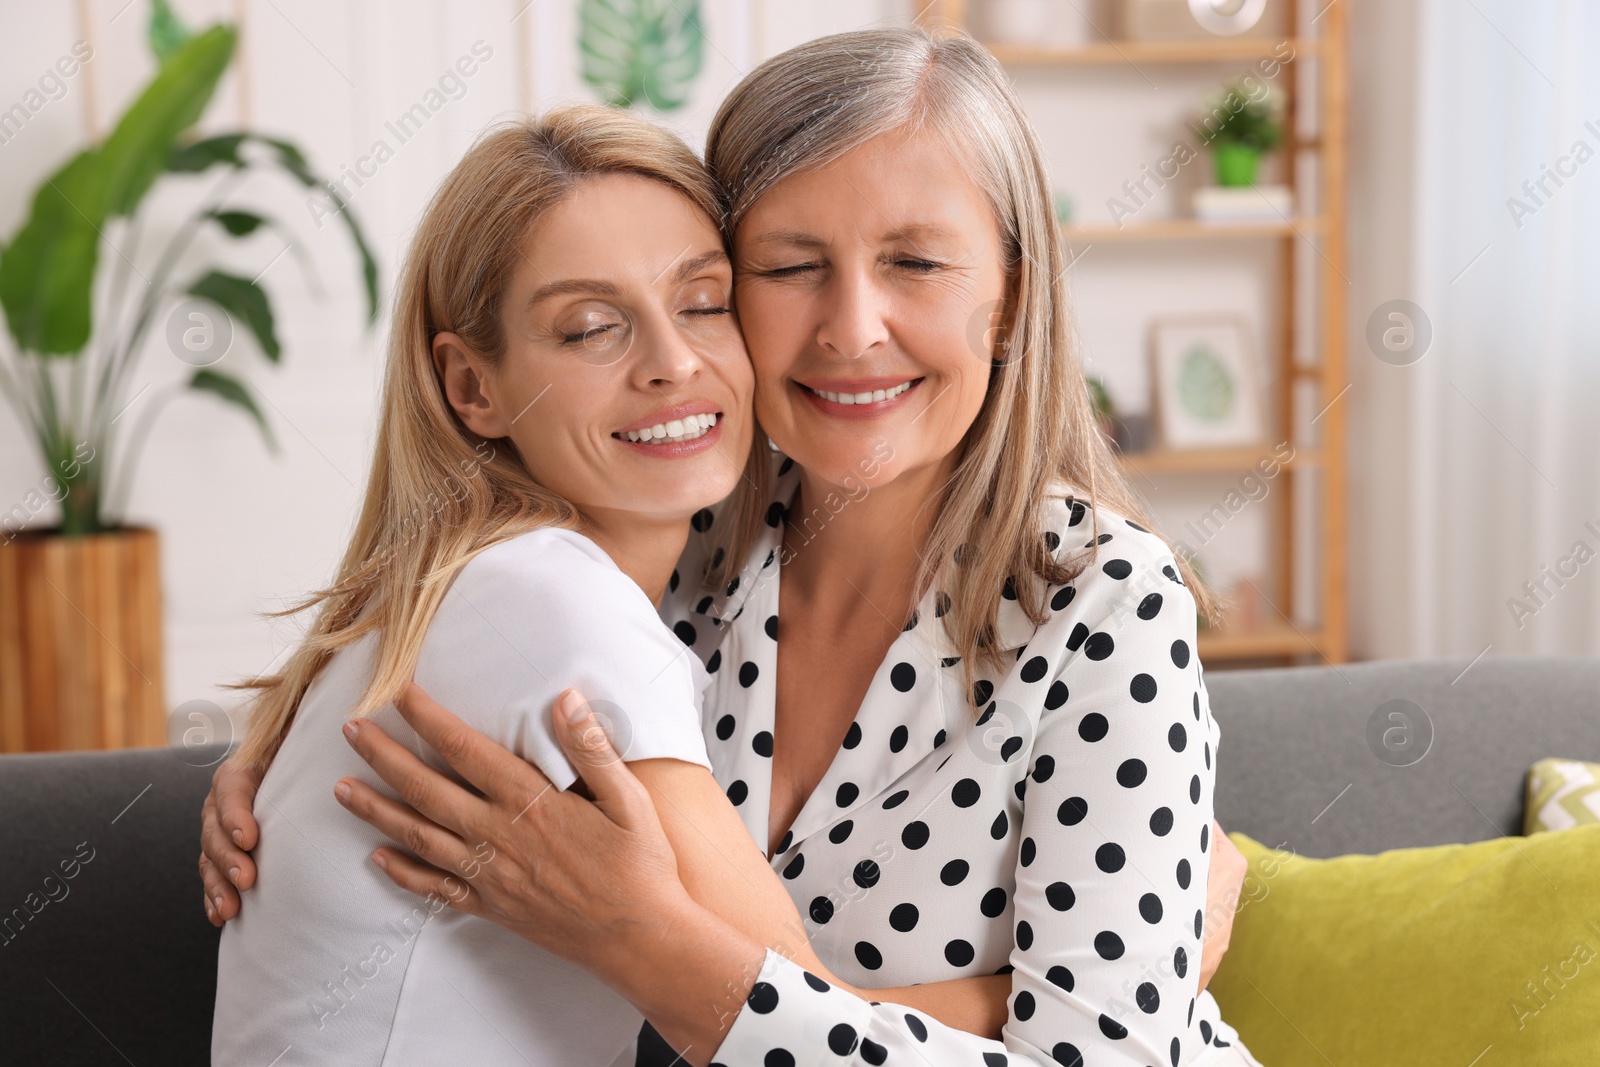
[1150,316,1266,449]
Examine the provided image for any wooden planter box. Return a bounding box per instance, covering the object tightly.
[0,527,166,752]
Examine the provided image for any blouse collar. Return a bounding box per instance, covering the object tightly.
[687,454,1085,853]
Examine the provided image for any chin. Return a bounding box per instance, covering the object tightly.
[788,443,901,494]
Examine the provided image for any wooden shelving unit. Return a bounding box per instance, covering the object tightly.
[920,1,1349,666]
[1063,217,1325,242]
[985,36,1322,66]
[1119,445,1322,477]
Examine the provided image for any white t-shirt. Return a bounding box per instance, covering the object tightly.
[212,528,712,1067]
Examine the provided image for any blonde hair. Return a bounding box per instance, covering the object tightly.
[232,105,726,771]
[702,26,1217,685]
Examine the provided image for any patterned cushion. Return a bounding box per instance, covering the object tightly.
[1524,757,1600,833]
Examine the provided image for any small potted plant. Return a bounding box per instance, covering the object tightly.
[0,2,375,752]
[1197,79,1284,187]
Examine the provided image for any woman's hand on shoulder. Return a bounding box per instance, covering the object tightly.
[198,757,265,926]
[333,684,692,968]
[334,684,767,1064]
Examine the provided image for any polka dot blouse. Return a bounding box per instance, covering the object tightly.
[663,457,1251,1066]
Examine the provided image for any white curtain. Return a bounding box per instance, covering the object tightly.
[1350,0,1600,659]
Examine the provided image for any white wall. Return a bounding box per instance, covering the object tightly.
[1343,0,1426,659]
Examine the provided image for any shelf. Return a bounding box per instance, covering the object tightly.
[921,0,1351,664]
[1198,621,1326,661]
[1063,218,1324,243]
[984,37,1318,67]
[1119,447,1319,476]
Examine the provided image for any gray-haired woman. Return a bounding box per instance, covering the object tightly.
[202,25,1260,1067]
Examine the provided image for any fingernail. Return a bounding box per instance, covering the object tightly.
[334,780,352,803]
[228,866,240,885]
[561,691,590,724]
[372,851,388,870]
[343,720,360,740]
[213,895,225,912]
[231,828,243,847]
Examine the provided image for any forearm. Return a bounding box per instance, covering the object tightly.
[599,893,767,1067]
[870,976,1010,1039]
[633,760,834,971]
[609,901,1010,1066]
[633,760,1009,1038]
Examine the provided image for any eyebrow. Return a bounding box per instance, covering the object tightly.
[524,248,730,307]
[670,248,732,282]
[749,229,827,250]
[748,224,960,249]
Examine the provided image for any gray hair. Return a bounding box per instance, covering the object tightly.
[703,26,1216,687]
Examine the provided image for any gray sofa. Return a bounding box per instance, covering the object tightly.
[3,656,1596,1065]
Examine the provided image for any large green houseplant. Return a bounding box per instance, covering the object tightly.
[0,3,375,752]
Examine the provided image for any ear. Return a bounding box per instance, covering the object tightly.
[432,332,510,439]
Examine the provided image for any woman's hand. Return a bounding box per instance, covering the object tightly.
[336,684,686,964]
[1198,818,1247,992]
[198,757,266,926]
[335,683,767,1064]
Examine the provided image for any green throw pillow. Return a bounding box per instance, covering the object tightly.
[1209,826,1600,1067]
[1525,758,1600,834]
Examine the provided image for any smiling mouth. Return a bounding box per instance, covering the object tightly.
[616,412,720,444]
[800,379,921,405]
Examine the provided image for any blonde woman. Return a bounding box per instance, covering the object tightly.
[208,105,1016,1067]
[203,26,1257,1067]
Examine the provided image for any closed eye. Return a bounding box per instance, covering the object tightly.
[893,258,942,273]
[762,263,820,278]
[561,324,619,345]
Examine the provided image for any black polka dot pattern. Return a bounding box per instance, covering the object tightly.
[661,460,1231,1066]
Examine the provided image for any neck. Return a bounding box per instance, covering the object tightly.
[781,458,953,623]
[580,510,692,607]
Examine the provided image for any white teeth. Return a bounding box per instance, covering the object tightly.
[621,412,718,444]
[811,380,915,405]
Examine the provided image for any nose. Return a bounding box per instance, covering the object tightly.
[630,309,703,389]
[814,264,890,360]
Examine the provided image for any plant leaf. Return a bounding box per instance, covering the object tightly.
[168,133,246,172]
[578,0,703,113]
[149,0,194,64]
[167,132,379,323]
[102,25,236,218]
[257,136,313,184]
[188,368,276,450]
[188,270,280,362]
[0,26,235,355]
[254,136,379,322]
[0,150,107,354]
[209,210,264,236]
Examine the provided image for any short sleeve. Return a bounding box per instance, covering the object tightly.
[411,529,712,792]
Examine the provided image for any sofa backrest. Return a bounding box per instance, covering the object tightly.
[1208,655,1600,858]
[0,743,225,1066]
